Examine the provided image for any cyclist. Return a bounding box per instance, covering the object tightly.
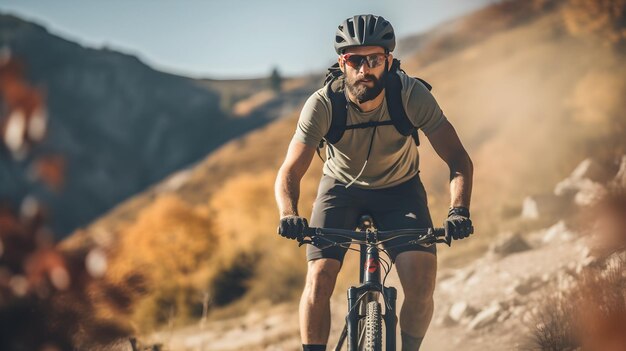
[275,14,473,351]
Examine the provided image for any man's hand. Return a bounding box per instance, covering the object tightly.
[278,215,308,240]
[444,207,473,240]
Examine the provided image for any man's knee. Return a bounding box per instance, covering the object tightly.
[396,251,436,304]
[303,259,341,302]
[404,283,435,306]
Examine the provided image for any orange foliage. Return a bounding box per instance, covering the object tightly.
[208,170,312,302]
[0,50,47,158]
[109,194,216,283]
[32,155,66,191]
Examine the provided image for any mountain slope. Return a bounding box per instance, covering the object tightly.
[0,13,276,236]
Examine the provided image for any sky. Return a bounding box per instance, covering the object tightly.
[0,0,494,79]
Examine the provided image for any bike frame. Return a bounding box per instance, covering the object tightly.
[301,216,448,351]
[339,215,397,351]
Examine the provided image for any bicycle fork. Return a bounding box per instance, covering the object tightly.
[342,244,398,351]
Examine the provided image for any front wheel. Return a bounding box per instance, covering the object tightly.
[364,301,382,351]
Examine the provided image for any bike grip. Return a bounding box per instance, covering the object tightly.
[433,227,451,247]
[302,227,317,236]
[433,227,445,238]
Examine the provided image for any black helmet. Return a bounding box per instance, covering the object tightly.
[334,14,396,54]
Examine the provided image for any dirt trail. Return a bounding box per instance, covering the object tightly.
[147,224,589,351]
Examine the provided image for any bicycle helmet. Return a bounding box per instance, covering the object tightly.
[334,14,396,54]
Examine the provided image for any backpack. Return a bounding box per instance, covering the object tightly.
[317,58,432,160]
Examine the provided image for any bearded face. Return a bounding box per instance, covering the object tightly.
[344,68,387,104]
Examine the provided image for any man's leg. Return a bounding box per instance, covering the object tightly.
[302,175,360,349]
[395,251,437,351]
[299,258,341,346]
[363,174,436,350]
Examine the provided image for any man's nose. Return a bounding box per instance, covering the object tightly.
[358,60,371,74]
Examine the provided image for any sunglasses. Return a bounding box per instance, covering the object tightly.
[341,53,388,69]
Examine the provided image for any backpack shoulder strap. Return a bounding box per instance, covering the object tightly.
[385,59,419,146]
[385,59,434,147]
[324,72,348,145]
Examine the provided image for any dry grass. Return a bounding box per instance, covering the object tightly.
[525,255,626,351]
[525,187,626,351]
[106,195,217,331]
[563,0,626,46]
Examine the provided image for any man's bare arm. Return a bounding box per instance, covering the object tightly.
[426,120,473,209]
[275,139,317,218]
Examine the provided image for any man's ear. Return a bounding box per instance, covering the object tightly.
[338,56,345,73]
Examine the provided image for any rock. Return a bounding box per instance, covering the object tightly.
[522,310,535,324]
[439,268,475,292]
[468,302,502,330]
[554,158,610,206]
[564,261,578,277]
[465,273,482,286]
[511,306,525,317]
[497,310,511,323]
[574,180,606,206]
[558,159,609,188]
[554,158,610,197]
[575,255,601,274]
[460,268,476,282]
[490,232,532,256]
[543,220,576,244]
[508,276,543,295]
[611,155,626,188]
[521,196,540,219]
[579,245,592,259]
[448,301,478,324]
[521,195,570,220]
[435,313,450,327]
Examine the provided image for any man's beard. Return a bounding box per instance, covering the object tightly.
[345,70,387,104]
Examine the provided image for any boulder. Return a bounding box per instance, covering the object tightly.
[611,155,626,188]
[543,220,576,243]
[496,310,511,323]
[448,301,479,324]
[553,158,610,207]
[468,302,503,330]
[508,276,543,295]
[574,181,606,206]
[555,159,611,197]
[521,194,571,220]
[490,232,532,256]
[569,158,610,183]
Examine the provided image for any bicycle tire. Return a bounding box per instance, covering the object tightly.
[364,301,382,351]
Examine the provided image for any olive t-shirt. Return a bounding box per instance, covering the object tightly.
[294,71,446,189]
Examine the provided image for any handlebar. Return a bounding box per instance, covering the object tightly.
[299,226,451,249]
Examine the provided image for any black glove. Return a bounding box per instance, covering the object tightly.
[444,207,473,240]
[277,215,308,240]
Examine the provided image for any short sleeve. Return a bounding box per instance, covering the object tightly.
[293,89,331,147]
[404,76,447,135]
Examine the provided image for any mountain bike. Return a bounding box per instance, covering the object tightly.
[299,215,450,351]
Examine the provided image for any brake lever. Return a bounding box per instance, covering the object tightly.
[436,237,452,247]
[297,237,312,247]
[298,235,338,250]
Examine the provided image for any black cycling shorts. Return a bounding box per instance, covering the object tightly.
[306,174,436,263]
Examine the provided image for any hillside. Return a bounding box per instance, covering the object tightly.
[0,13,306,237]
[58,0,626,345]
